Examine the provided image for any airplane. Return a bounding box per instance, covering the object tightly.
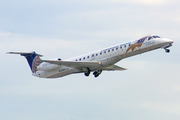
[7,35,174,78]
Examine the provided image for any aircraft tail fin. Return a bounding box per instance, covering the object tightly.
[7,51,43,73]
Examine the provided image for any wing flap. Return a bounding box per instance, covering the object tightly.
[102,65,127,71]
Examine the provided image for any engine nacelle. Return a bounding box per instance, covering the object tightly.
[37,63,59,71]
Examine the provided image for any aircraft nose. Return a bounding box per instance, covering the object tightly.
[163,38,174,44]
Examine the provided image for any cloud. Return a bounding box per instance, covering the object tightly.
[0,31,105,58]
[127,0,169,5]
[55,4,180,41]
[44,0,170,5]
[100,0,170,5]
[141,102,180,114]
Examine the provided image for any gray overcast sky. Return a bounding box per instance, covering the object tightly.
[0,0,180,120]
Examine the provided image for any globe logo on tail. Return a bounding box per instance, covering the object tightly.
[32,56,41,73]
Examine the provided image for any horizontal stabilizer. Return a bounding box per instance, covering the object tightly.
[7,51,43,73]
[7,52,43,57]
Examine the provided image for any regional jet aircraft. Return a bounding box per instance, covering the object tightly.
[8,35,174,78]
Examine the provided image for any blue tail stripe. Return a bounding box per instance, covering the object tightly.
[21,52,38,73]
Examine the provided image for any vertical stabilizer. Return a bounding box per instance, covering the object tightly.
[7,51,43,73]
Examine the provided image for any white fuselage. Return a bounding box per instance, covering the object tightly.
[33,35,173,78]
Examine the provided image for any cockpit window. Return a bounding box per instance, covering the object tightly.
[148,37,153,40]
[153,36,160,38]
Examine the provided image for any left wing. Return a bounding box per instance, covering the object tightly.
[39,60,102,70]
[39,60,127,71]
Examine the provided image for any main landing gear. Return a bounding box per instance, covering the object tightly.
[84,68,102,78]
[84,68,91,77]
[165,49,170,53]
[93,70,102,78]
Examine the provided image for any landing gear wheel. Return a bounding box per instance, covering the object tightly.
[94,74,99,78]
[84,68,91,77]
[93,70,102,78]
[85,72,90,76]
[165,49,170,53]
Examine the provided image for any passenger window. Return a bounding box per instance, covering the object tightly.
[96,53,98,56]
[87,56,89,59]
[116,47,118,50]
[100,52,102,55]
[108,50,110,52]
[79,58,81,61]
[120,46,122,49]
[124,45,126,47]
[92,55,94,57]
[129,44,131,46]
[83,57,85,60]
[104,51,106,53]
[112,49,114,51]
[75,59,77,61]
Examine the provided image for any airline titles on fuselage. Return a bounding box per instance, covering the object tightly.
[74,36,154,62]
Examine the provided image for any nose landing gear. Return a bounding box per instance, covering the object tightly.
[165,49,170,53]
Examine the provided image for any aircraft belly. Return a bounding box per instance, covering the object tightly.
[45,68,80,78]
[33,71,47,78]
[140,43,164,53]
